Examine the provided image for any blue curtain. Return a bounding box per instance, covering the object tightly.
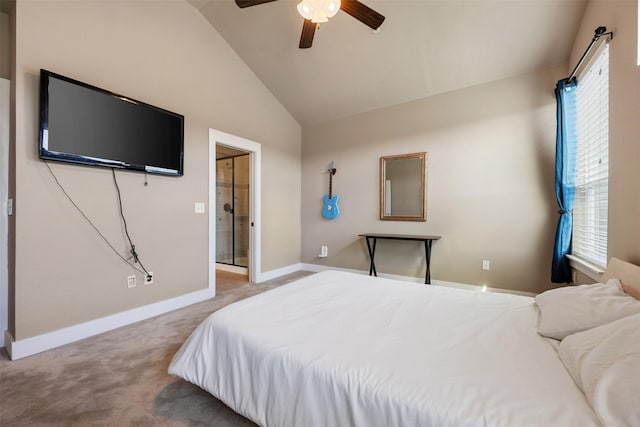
[551,78,577,283]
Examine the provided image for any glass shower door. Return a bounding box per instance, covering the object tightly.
[233,155,249,267]
[216,155,249,267]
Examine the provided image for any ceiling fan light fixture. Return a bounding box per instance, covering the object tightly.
[297,0,341,23]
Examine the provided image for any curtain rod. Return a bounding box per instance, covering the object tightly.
[565,26,613,83]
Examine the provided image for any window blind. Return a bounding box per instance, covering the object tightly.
[573,44,609,268]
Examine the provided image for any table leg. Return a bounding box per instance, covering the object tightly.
[365,237,378,277]
[424,240,433,284]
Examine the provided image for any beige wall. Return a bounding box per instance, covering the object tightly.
[302,66,567,294]
[12,0,301,339]
[570,1,640,267]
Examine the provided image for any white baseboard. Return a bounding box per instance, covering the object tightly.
[300,263,536,297]
[301,262,430,283]
[4,329,13,356]
[6,288,214,360]
[301,263,370,276]
[256,263,302,283]
[215,263,248,275]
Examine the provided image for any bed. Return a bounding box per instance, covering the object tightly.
[169,266,640,427]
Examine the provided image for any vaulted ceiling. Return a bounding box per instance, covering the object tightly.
[188,0,587,126]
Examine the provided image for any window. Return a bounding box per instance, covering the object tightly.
[572,44,609,268]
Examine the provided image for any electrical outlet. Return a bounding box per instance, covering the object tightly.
[7,199,13,216]
[127,275,136,288]
[144,272,153,285]
[482,260,490,271]
[194,202,205,214]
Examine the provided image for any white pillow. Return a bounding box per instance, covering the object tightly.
[535,279,640,340]
[558,313,640,427]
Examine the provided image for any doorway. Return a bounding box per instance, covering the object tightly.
[216,150,250,269]
[1,78,8,348]
[208,129,261,290]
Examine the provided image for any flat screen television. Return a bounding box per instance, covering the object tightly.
[39,69,184,176]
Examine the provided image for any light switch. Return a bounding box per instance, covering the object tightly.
[195,202,205,214]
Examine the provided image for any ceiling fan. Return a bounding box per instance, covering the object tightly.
[235,0,386,49]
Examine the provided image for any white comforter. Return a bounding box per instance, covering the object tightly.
[169,270,600,427]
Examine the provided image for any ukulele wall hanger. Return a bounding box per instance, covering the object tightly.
[322,161,340,219]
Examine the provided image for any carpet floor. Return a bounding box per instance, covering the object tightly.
[0,271,313,426]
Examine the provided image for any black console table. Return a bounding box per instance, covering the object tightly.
[358,233,441,284]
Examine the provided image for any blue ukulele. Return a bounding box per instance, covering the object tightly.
[322,162,339,219]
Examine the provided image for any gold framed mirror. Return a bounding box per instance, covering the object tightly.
[380,152,427,221]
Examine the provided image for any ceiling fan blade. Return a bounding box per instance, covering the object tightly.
[235,0,278,8]
[299,19,316,49]
[340,0,385,30]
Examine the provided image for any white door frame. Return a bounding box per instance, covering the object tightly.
[1,78,9,348]
[209,129,261,289]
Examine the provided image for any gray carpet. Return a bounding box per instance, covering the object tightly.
[0,271,313,426]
